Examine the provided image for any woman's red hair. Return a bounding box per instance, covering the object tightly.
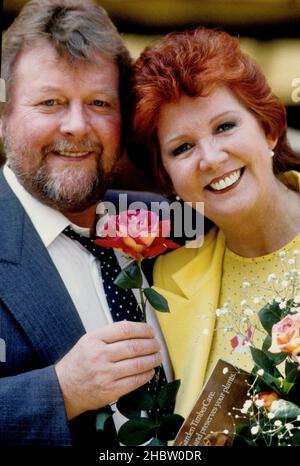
[131,27,299,193]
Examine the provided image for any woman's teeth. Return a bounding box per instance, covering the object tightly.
[209,169,242,191]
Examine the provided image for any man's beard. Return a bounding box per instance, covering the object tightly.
[3,136,118,213]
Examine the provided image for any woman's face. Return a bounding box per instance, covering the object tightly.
[158,86,277,225]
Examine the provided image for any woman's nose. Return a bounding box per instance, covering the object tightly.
[197,140,229,172]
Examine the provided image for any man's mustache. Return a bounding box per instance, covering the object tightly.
[43,139,103,154]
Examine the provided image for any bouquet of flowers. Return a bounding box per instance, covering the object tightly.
[94,208,184,446]
[217,251,300,446]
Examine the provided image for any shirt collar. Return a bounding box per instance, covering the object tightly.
[3,164,106,247]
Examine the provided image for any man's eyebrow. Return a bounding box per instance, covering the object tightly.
[36,86,63,94]
[35,86,119,99]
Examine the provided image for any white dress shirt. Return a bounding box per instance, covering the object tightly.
[3,164,172,436]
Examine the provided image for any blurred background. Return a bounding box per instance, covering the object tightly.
[2,0,300,190]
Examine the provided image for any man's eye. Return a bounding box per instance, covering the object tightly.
[172,143,193,156]
[216,122,236,133]
[41,99,58,107]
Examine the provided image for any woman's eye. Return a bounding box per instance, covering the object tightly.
[172,142,193,156]
[93,100,108,107]
[216,122,236,133]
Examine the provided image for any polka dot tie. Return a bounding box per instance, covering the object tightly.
[63,226,168,419]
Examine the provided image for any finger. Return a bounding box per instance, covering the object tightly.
[95,321,155,344]
[113,369,156,398]
[108,338,161,362]
[112,351,162,379]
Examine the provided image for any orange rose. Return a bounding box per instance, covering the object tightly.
[269,312,300,370]
[255,391,280,410]
[95,209,180,260]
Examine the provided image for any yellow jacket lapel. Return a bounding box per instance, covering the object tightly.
[154,228,225,419]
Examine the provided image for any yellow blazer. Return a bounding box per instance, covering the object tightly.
[154,227,226,420]
[153,170,300,420]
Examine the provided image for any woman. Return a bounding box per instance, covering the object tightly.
[131,27,300,420]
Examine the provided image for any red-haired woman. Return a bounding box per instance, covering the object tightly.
[131,27,300,420]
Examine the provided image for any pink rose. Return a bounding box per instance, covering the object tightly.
[94,209,180,260]
[269,312,300,369]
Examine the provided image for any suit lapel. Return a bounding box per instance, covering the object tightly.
[0,170,85,364]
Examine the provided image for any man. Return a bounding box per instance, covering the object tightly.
[0,0,171,447]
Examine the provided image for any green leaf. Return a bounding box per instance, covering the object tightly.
[262,335,287,366]
[95,406,113,431]
[292,430,300,446]
[270,399,300,419]
[258,301,283,335]
[117,418,157,446]
[147,437,166,446]
[157,379,181,411]
[233,424,258,446]
[156,414,184,441]
[114,261,143,289]
[116,387,155,419]
[250,346,282,378]
[144,287,170,312]
[285,360,300,380]
[280,379,296,395]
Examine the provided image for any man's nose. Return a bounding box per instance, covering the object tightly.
[59,102,90,137]
[197,139,229,172]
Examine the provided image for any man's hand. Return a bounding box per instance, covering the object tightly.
[55,321,162,420]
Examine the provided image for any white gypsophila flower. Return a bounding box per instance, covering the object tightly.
[288,259,295,265]
[278,251,286,257]
[257,369,264,376]
[267,412,275,420]
[223,429,229,435]
[242,281,251,289]
[274,420,282,427]
[291,269,300,276]
[294,296,300,304]
[240,299,247,307]
[267,273,277,283]
[215,308,222,317]
[279,301,287,309]
[281,280,290,287]
[297,415,300,421]
[253,297,261,304]
[255,399,265,408]
[275,297,282,303]
[222,367,229,375]
[284,271,291,278]
[244,307,254,316]
[251,425,260,435]
[244,400,252,409]
[293,249,299,256]
[286,423,294,431]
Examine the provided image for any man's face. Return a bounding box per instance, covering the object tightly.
[0,42,122,212]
